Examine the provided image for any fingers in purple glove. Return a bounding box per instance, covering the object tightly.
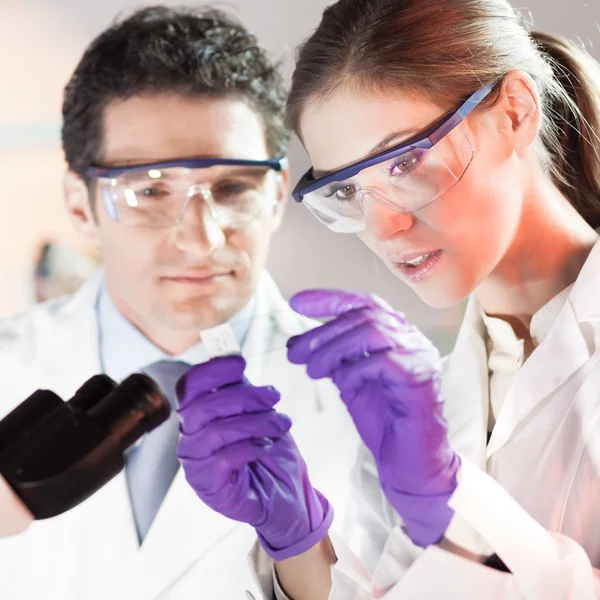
[178,439,273,496]
[331,349,443,395]
[176,355,246,406]
[289,289,395,319]
[287,311,437,384]
[177,384,281,431]
[287,307,402,363]
[307,322,395,379]
[178,411,292,458]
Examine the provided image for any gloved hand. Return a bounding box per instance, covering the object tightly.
[287,289,459,548]
[175,355,333,560]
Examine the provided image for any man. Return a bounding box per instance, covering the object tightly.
[0,7,358,599]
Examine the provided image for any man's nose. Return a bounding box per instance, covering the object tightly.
[172,188,226,256]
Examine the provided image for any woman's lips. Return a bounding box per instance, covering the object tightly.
[391,250,443,283]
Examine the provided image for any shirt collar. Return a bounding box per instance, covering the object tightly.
[481,282,574,351]
[96,282,256,383]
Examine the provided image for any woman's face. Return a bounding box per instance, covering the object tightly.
[299,80,533,308]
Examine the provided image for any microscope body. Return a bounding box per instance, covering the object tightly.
[0,373,170,526]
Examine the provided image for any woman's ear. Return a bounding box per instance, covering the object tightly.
[63,171,99,242]
[497,70,542,152]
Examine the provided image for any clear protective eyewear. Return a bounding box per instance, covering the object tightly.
[292,83,496,233]
[83,157,288,228]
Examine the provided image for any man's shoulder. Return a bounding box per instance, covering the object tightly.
[0,278,100,362]
[0,297,64,353]
[0,278,102,417]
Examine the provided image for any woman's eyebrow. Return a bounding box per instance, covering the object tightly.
[312,127,419,178]
[368,128,419,156]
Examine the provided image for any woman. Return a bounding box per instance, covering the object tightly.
[175,0,600,598]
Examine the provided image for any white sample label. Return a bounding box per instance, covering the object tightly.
[200,323,241,357]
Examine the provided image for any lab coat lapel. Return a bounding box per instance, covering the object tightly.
[568,235,600,325]
[131,467,240,600]
[243,272,300,375]
[486,299,591,457]
[244,274,327,425]
[485,239,600,458]
[442,297,490,471]
[68,471,140,600]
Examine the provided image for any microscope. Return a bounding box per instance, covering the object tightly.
[0,373,170,536]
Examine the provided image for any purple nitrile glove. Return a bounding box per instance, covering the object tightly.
[175,355,333,561]
[287,289,460,548]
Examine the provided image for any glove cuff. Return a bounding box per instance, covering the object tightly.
[390,454,461,548]
[257,490,334,561]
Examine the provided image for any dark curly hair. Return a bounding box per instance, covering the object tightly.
[62,5,289,176]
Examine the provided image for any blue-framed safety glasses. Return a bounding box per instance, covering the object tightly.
[292,83,496,233]
[83,157,288,228]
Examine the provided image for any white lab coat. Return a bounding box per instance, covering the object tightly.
[0,271,359,600]
[253,237,600,600]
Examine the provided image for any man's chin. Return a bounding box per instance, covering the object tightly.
[159,300,244,332]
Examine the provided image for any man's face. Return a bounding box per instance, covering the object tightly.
[73,94,286,345]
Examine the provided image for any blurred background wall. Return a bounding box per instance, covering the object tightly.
[0,0,598,351]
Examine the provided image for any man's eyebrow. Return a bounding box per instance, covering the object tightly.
[215,166,269,178]
[312,128,418,179]
[121,170,175,181]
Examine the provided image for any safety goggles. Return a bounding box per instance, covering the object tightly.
[83,157,288,228]
[292,83,495,233]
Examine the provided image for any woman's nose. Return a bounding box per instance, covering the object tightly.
[362,192,414,241]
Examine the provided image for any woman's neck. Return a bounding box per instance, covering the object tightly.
[475,180,598,338]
